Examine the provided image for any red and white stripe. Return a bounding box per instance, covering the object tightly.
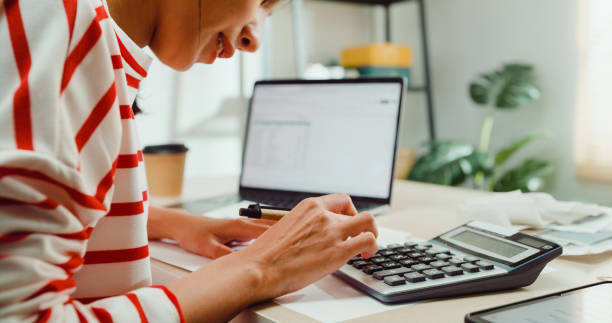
[0,1,184,322]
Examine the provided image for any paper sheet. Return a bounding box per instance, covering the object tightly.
[273,274,406,322]
[150,240,213,271]
[273,227,418,322]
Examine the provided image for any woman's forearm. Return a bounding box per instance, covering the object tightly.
[147,206,188,240]
[166,250,265,323]
[150,207,268,322]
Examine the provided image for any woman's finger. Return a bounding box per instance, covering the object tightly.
[240,218,277,226]
[341,231,379,259]
[337,211,378,239]
[304,193,358,216]
[226,218,272,241]
[207,241,234,259]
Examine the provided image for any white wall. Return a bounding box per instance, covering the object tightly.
[137,50,263,179]
[267,0,612,205]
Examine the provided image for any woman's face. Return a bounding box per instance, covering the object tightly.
[151,0,281,70]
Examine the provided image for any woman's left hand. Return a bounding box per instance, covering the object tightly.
[148,206,275,259]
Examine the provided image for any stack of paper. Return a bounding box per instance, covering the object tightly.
[457,191,612,255]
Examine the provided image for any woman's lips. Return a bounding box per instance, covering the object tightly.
[216,33,235,59]
[216,33,224,57]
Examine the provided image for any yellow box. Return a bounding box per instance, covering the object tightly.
[341,43,413,68]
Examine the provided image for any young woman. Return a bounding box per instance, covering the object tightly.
[0,0,379,322]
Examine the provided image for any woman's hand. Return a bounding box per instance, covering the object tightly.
[147,206,274,259]
[166,194,379,323]
[239,193,379,299]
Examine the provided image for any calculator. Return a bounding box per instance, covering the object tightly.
[334,221,562,303]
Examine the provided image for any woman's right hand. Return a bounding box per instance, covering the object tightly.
[166,193,379,323]
[239,193,379,300]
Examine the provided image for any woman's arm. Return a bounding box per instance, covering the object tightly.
[166,194,379,323]
[0,2,184,322]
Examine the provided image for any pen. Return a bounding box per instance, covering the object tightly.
[239,203,291,221]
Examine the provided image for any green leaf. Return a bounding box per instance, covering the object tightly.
[469,63,540,110]
[408,141,494,186]
[491,158,553,192]
[469,83,489,105]
[494,134,547,167]
[495,82,540,109]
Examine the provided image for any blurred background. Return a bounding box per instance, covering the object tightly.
[136,0,612,206]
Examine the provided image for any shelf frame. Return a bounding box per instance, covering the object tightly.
[295,0,437,140]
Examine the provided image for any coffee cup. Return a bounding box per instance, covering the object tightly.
[142,144,188,197]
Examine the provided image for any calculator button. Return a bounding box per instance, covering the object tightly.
[436,253,452,260]
[352,260,370,269]
[423,269,445,279]
[399,259,418,267]
[362,265,383,274]
[389,254,408,262]
[396,247,413,254]
[441,266,463,276]
[404,272,426,283]
[382,262,401,269]
[430,260,450,268]
[387,243,403,250]
[449,258,467,266]
[476,261,494,270]
[425,248,443,256]
[370,256,389,264]
[384,275,406,286]
[415,245,431,251]
[461,263,480,273]
[418,256,436,264]
[348,256,362,264]
[408,252,424,258]
[404,242,418,248]
[463,256,480,263]
[411,264,433,272]
[373,267,413,280]
[380,250,397,257]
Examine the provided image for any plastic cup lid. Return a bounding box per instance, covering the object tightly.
[142,144,188,154]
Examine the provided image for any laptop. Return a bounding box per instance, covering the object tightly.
[174,78,404,217]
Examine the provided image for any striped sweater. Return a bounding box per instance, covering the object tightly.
[0,0,184,322]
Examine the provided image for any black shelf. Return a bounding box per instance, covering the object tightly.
[311,0,436,140]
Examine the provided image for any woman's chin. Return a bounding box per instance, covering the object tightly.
[154,48,218,70]
[204,55,216,64]
[193,53,218,65]
[157,56,191,71]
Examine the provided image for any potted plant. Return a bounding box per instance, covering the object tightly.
[408,63,553,192]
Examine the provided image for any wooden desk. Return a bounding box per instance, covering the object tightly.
[151,177,612,323]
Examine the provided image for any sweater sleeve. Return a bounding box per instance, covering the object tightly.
[0,1,184,322]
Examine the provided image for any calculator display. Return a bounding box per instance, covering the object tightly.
[451,230,527,258]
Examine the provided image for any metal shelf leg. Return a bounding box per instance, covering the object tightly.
[417,0,436,140]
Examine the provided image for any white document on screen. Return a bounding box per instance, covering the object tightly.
[149,227,418,322]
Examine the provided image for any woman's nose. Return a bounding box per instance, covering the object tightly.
[237,24,260,53]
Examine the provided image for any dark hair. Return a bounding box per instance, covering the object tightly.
[132,99,142,115]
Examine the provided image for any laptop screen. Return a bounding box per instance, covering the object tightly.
[240,80,402,199]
